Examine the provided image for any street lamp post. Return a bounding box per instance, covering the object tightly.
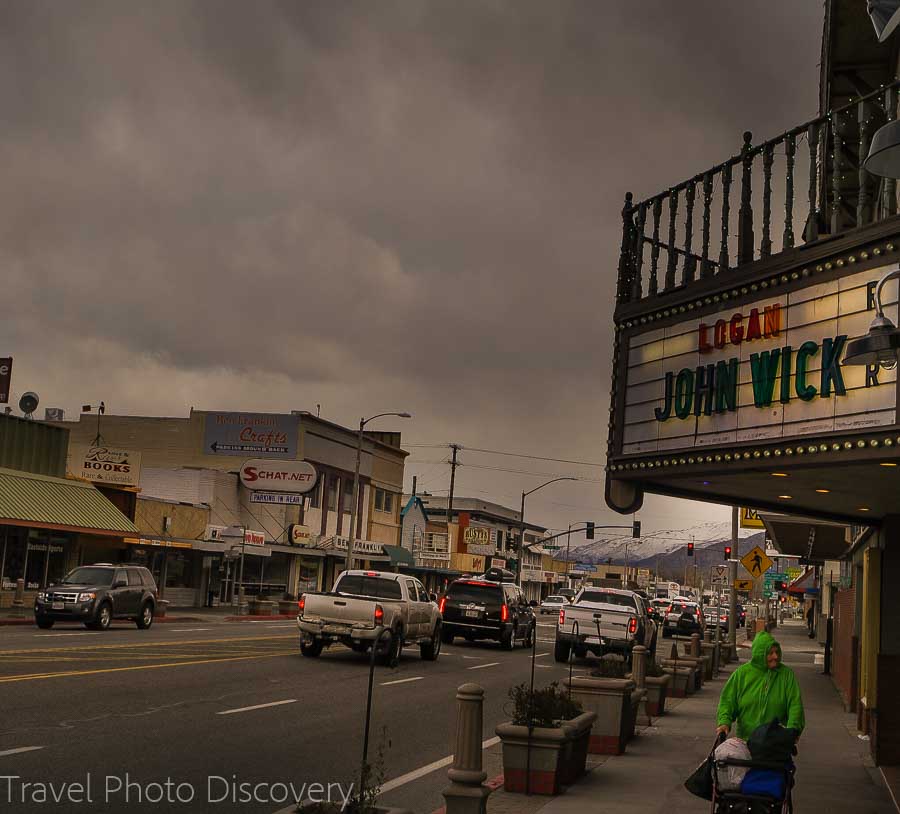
[517,477,576,588]
[346,412,412,572]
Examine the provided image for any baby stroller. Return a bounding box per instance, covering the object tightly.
[710,732,795,813]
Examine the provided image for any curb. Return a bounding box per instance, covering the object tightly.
[223,614,297,622]
[429,774,505,814]
[0,618,32,627]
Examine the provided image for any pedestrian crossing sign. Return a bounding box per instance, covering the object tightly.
[741,545,773,579]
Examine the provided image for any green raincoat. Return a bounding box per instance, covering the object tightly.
[716,631,805,740]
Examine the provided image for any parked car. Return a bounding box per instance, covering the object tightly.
[440,576,535,650]
[662,599,703,637]
[648,598,670,623]
[555,586,655,664]
[704,606,730,632]
[33,564,158,631]
[557,588,577,603]
[297,570,442,665]
[539,595,568,615]
[736,603,746,627]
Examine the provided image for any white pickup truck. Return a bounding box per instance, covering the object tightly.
[554,586,655,664]
[297,570,443,666]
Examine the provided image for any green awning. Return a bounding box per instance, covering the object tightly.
[0,467,139,536]
[382,545,416,567]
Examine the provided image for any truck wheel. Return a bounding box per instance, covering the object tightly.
[420,625,442,661]
[135,602,154,630]
[300,639,323,658]
[500,627,514,651]
[554,639,571,663]
[573,645,588,659]
[523,623,534,648]
[35,616,54,630]
[379,630,402,667]
[87,602,112,631]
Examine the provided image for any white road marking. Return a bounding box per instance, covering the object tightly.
[265,624,295,629]
[535,652,550,658]
[168,628,212,633]
[537,638,556,643]
[535,665,554,669]
[461,655,482,660]
[217,699,297,716]
[380,677,424,687]
[0,747,44,758]
[379,736,500,795]
[467,661,500,670]
[33,633,102,637]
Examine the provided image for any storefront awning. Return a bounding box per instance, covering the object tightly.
[0,467,139,537]
[383,545,415,567]
[788,568,816,595]
[760,513,853,562]
[309,536,391,563]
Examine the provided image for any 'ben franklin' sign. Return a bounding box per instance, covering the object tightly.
[621,267,898,456]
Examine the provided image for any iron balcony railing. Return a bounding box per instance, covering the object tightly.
[616,78,900,304]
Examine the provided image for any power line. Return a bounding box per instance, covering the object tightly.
[459,462,603,483]
[405,442,604,467]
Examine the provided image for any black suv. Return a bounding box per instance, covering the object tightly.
[440,576,535,649]
[34,564,158,631]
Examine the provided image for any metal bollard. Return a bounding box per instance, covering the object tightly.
[443,684,492,814]
[690,633,701,658]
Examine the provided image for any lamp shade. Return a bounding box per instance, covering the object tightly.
[864,119,900,178]
[843,322,900,366]
[868,0,900,42]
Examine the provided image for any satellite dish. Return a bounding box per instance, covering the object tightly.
[19,392,39,417]
[868,0,900,42]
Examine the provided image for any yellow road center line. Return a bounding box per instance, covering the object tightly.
[0,651,296,683]
[0,634,294,656]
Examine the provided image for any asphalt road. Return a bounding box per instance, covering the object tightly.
[0,618,579,814]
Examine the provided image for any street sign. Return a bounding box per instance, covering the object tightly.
[739,507,765,530]
[711,564,728,585]
[741,546,773,579]
[734,578,754,592]
[763,590,773,598]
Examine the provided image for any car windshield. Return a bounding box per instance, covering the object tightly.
[578,591,637,609]
[60,567,114,586]
[447,582,502,604]
[543,596,563,603]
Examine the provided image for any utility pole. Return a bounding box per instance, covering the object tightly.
[564,523,572,590]
[446,444,460,553]
[728,506,738,649]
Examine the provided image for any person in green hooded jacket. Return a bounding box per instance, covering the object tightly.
[716,631,805,741]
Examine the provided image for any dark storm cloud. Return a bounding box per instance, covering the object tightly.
[0,1,823,529]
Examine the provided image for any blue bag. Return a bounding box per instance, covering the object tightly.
[740,768,785,798]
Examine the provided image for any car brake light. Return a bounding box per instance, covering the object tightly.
[559,608,566,626]
[439,596,446,614]
[298,595,306,613]
[665,605,673,614]
[628,617,637,635]
[374,604,384,624]
[501,604,509,622]
[366,571,378,576]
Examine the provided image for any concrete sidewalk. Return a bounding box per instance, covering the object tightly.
[489,622,895,814]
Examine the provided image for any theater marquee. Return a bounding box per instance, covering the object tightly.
[619,266,898,457]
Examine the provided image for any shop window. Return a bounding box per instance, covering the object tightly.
[308,479,322,509]
[343,478,355,513]
[374,489,395,514]
[165,552,194,589]
[327,477,338,512]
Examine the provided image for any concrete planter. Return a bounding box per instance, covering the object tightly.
[248,599,274,616]
[564,676,635,755]
[496,713,597,795]
[661,664,695,698]
[278,600,298,615]
[644,674,670,717]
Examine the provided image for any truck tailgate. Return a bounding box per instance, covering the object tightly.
[302,593,377,628]
[563,605,635,640]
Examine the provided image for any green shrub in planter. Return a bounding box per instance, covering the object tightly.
[508,681,583,727]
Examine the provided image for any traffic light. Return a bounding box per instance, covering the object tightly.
[687,541,694,557]
[586,522,595,539]
[632,520,641,538]
[724,545,732,560]
[775,580,787,591]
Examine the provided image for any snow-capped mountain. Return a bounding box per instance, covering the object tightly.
[558,520,761,565]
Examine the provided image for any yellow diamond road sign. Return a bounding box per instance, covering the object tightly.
[734,578,754,592]
[741,545,773,579]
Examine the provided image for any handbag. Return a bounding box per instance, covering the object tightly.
[747,719,797,764]
[684,753,714,800]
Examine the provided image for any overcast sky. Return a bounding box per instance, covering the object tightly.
[1,1,824,535]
